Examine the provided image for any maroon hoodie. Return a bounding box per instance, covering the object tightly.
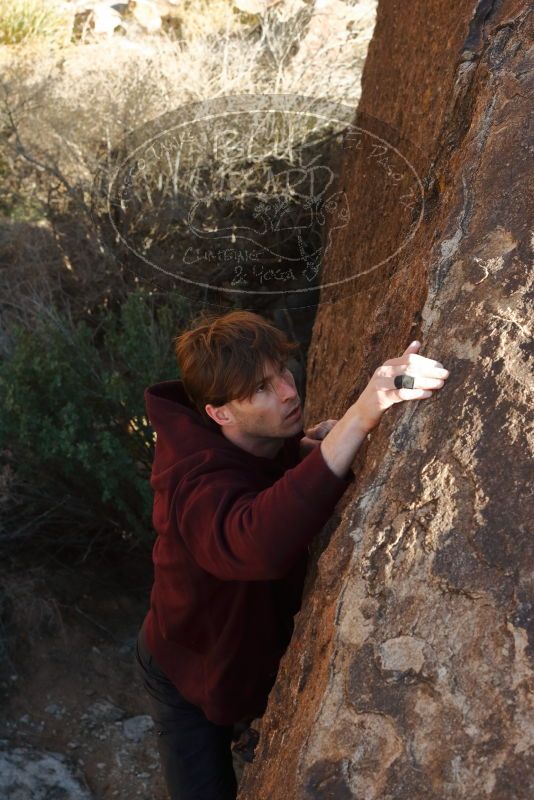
[141,379,354,726]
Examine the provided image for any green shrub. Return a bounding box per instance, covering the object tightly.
[0,287,193,556]
[0,0,73,46]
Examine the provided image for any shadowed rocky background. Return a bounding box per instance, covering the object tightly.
[238,0,533,797]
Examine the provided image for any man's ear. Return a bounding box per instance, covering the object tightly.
[205,403,234,427]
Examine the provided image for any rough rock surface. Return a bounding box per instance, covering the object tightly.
[238,1,533,798]
[0,745,92,799]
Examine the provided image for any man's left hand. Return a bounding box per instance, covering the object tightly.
[305,419,338,440]
[299,419,339,458]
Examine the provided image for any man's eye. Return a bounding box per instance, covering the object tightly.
[255,363,289,393]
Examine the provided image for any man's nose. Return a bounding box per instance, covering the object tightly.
[275,375,298,402]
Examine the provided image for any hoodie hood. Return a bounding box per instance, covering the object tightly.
[144,379,304,490]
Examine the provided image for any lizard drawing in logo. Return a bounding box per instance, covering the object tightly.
[186,161,350,286]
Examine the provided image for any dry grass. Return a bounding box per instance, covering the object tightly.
[176,0,253,40]
[0,1,375,173]
[0,1,376,332]
[0,1,376,216]
[0,0,73,46]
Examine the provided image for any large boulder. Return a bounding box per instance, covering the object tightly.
[238,0,533,797]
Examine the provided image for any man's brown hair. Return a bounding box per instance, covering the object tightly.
[174,310,299,424]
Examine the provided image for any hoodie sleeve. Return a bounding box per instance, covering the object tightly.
[175,444,354,581]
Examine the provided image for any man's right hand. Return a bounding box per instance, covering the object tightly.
[353,341,450,432]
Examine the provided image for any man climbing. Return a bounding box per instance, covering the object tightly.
[135,309,450,799]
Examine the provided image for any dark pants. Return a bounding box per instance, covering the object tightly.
[135,626,238,800]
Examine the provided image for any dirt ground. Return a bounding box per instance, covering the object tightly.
[0,548,248,799]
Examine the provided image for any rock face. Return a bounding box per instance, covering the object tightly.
[238,1,533,798]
